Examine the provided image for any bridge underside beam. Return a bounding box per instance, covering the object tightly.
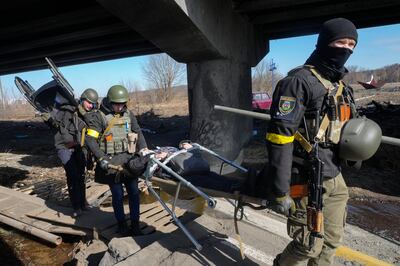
[97,0,268,161]
[1,0,400,74]
[234,0,400,39]
[0,1,158,75]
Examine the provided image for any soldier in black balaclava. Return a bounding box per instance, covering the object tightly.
[262,18,358,265]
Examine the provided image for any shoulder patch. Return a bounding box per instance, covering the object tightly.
[278,96,296,115]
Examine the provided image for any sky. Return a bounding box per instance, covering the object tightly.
[1,23,400,99]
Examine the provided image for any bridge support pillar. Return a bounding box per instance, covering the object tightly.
[97,0,269,161]
[187,59,252,162]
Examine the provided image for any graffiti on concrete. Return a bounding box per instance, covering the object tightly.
[191,114,224,149]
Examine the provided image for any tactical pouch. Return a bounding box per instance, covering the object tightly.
[127,132,138,154]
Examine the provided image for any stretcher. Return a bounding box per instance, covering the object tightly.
[141,143,270,251]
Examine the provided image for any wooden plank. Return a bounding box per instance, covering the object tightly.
[99,202,167,239]
[24,206,48,218]
[86,183,110,204]
[88,190,112,207]
[0,197,23,212]
[3,201,43,218]
[0,192,11,201]
[148,213,174,230]
[0,186,45,205]
[152,176,269,206]
[143,210,170,225]
[48,225,87,236]
[26,203,116,231]
[98,202,188,239]
[153,208,186,233]
[141,206,164,220]
[161,222,179,233]
[0,213,62,246]
[18,216,53,231]
[140,202,161,214]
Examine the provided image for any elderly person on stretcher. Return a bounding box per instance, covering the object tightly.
[109,140,250,196]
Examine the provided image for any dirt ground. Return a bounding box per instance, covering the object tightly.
[0,90,399,264]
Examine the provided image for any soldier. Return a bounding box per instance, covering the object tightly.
[45,88,99,218]
[84,85,150,236]
[79,88,99,114]
[265,18,361,265]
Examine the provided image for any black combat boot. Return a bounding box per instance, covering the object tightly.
[131,220,143,236]
[117,221,129,236]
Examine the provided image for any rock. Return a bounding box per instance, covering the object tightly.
[74,240,108,266]
[99,237,142,266]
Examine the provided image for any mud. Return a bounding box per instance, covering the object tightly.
[347,200,400,243]
[0,225,76,265]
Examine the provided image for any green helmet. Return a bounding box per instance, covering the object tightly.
[339,117,382,161]
[81,88,98,104]
[107,85,129,103]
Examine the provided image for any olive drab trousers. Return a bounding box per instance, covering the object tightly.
[274,173,349,266]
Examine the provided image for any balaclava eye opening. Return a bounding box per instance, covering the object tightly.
[306,18,358,82]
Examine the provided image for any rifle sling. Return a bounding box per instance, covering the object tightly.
[307,66,344,142]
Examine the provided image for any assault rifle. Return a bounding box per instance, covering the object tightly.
[214,104,400,245]
[306,110,324,248]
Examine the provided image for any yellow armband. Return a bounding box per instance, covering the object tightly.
[266,133,294,144]
[86,128,100,139]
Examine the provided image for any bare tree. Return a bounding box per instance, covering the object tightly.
[0,77,10,118]
[252,58,283,95]
[120,79,143,114]
[142,54,185,102]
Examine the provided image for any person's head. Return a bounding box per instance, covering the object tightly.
[316,18,358,68]
[107,85,129,113]
[317,18,358,50]
[80,88,98,111]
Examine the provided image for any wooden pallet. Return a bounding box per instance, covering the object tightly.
[100,201,186,240]
[0,186,87,241]
[1,184,190,244]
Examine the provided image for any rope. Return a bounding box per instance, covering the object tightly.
[233,198,245,259]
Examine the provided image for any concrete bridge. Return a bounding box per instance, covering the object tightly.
[2,0,400,161]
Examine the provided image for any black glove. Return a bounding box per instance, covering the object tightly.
[99,157,110,171]
[269,195,296,217]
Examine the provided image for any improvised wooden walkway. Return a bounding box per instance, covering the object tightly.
[0,183,185,245]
